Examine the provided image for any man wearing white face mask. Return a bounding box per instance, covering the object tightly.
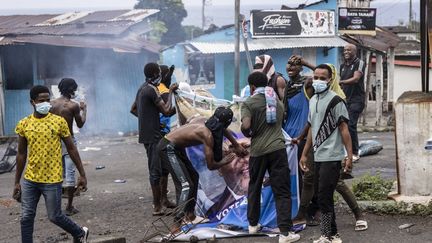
[14,85,89,242]
[131,62,179,215]
[300,64,353,243]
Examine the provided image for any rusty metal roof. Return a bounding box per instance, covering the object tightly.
[0,9,158,36]
[0,9,161,53]
[0,35,161,53]
[341,27,401,53]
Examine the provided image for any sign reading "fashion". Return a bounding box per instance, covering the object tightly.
[250,10,335,38]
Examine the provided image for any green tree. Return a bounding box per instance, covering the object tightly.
[135,0,187,45]
[183,25,204,40]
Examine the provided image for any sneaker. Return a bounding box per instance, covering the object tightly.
[332,233,342,243]
[248,224,261,234]
[353,154,360,163]
[313,235,332,243]
[74,227,89,243]
[279,232,300,243]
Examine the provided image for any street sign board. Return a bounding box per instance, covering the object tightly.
[338,8,377,36]
[250,10,335,38]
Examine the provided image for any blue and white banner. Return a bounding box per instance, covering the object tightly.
[173,91,300,241]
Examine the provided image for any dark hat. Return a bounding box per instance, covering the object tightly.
[214,106,234,126]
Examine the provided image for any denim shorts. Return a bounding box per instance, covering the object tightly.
[62,137,77,187]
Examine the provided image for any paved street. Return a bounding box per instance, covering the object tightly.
[0,132,431,243]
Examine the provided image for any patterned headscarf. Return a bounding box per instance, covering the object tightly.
[254,55,276,82]
[326,63,346,100]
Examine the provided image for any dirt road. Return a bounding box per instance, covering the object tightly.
[0,132,431,243]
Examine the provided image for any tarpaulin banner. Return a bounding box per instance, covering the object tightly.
[250,10,335,38]
[173,89,300,240]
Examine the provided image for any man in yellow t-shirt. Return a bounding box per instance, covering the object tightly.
[13,85,89,243]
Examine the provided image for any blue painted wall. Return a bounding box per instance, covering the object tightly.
[2,44,158,135]
[4,90,33,135]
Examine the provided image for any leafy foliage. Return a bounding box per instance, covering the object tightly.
[352,173,393,201]
[365,201,432,216]
[135,0,187,45]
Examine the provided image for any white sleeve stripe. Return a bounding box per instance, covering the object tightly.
[357,60,365,73]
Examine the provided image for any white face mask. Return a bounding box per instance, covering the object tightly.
[312,80,328,93]
[35,102,52,115]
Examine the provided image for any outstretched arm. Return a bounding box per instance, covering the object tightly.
[156,83,179,116]
[204,136,234,170]
[224,128,248,156]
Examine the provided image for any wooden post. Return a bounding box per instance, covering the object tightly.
[387,47,395,110]
[362,50,372,126]
[376,54,384,126]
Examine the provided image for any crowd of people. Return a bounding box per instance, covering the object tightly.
[11,43,367,243]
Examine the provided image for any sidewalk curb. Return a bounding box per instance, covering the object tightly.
[358,126,395,132]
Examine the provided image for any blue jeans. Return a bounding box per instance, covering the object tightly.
[21,179,84,242]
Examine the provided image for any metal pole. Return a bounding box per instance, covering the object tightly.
[202,0,205,29]
[240,15,253,73]
[234,0,240,96]
[420,0,429,92]
[409,0,413,29]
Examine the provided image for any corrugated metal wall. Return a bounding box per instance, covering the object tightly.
[2,44,158,136]
[4,90,33,135]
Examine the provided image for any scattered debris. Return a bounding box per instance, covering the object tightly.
[0,199,15,208]
[81,147,101,152]
[399,223,415,230]
[0,139,18,174]
[95,165,105,170]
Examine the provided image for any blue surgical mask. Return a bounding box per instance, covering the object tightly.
[312,80,328,93]
[35,102,52,115]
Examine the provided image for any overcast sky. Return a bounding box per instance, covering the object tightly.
[1,0,403,10]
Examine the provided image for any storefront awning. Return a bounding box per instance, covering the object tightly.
[187,36,348,54]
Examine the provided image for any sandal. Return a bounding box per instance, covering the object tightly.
[355,220,368,231]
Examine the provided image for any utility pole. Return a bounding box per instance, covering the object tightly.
[234,0,240,96]
[202,0,205,29]
[409,0,413,30]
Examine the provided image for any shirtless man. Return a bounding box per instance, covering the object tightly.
[157,107,247,231]
[50,78,87,215]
